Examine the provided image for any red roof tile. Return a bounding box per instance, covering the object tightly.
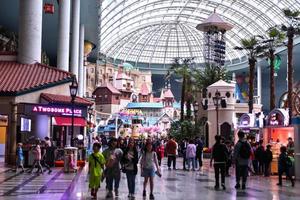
[41,93,93,106]
[164,89,174,99]
[140,83,149,95]
[0,61,72,95]
[96,82,121,94]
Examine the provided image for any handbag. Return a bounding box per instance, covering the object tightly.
[91,154,105,182]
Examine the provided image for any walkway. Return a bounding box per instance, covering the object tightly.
[0,159,299,200]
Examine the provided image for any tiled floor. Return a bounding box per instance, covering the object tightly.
[0,159,299,200]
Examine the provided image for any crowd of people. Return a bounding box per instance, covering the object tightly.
[14,132,296,199]
[210,131,296,190]
[87,131,296,199]
[15,137,53,175]
[87,135,206,199]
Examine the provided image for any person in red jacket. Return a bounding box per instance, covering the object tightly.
[156,141,165,166]
[166,136,177,170]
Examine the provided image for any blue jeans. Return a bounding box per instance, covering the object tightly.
[106,173,121,191]
[187,157,195,170]
[126,171,136,194]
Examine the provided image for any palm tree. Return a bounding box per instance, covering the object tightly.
[235,37,267,113]
[281,9,300,120]
[194,63,228,93]
[167,57,194,121]
[264,27,285,110]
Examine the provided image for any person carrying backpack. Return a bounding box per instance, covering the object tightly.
[277,146,295,187]
[233,131,251,190]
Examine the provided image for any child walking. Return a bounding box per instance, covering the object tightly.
[89,142,106,199]
[28,139,43,175]
[16,143,25,173]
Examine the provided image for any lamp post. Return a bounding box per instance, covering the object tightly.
[88,107,93,149]
[69,77,78,146]
[212,90,223,136]
[193,101,199,137]
[193,101,199,123]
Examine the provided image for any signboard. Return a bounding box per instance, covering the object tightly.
[267,109,289,127]
[238,113,255,128]
[23,104,87,118]
[119,109,143,116]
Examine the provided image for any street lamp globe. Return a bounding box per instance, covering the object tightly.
[88,107,93,115]
[69,78,78,99]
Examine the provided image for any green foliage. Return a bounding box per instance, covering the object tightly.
[283,9,300,18]
[167,57,194,81]
[236,36,268,59]
[168,57,195,121]
[193,63,228,90]
[268,27,285,42]
[169,120,202,141]
[241,37,258,50]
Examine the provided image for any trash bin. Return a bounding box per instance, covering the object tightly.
[64,147,78,173]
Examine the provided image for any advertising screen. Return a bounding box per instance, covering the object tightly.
[21,117,31,132]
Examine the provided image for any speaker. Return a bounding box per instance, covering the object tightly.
[202,99,208,110]
[221,99,227,108]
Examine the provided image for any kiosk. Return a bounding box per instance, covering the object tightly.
[263,109,293,174]
[237,113,261,143]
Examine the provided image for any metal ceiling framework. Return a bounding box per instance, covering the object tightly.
[99,0,300,67]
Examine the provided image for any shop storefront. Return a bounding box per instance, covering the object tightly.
[0,60,94,165]
[14,93,93,166]
[263,109,293,174]
[237,113,263,143]
[19,102,90,146]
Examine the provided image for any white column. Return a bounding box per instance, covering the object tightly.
[18,0,43,64]
[257,63,262,104]
[70,0,80,75]
[232,72,236,82]
[97,0,103,59]
[83,59,87,96]
[57,0,71,71]
[78,24,85,97]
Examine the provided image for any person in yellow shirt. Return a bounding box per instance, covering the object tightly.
[89,142,106,199]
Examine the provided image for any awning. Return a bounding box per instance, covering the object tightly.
[53,117,86,127]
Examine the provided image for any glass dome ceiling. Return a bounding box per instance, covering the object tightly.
[99,0,300,66]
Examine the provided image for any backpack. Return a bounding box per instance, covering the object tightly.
[286,156,293,168]
[239,141,251,159]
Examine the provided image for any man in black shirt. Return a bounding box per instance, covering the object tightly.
[210,135,228,190]
[180,138,188,170]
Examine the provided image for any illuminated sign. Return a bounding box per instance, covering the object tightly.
[119,109,143,116]
[238,113,255,128]
[23,104,87,118]
[32,105,82,117]
[268,109,289,127]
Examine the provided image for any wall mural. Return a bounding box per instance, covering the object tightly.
[235,73,249,103]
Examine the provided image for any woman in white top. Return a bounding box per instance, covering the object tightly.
[140,142,160,200]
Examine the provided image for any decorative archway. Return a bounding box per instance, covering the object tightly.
[220,122,232,141]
